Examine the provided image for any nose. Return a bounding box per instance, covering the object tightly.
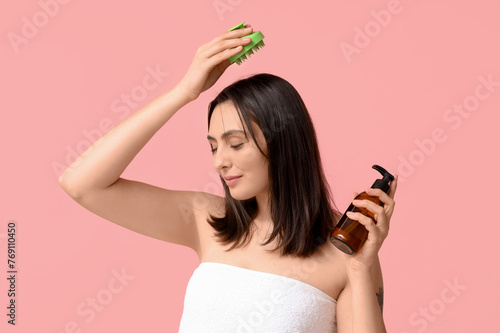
[213,144,232,172]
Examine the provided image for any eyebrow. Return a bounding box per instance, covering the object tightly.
[207,129,246,141]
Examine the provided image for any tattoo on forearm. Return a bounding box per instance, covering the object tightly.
[376,287,384,314]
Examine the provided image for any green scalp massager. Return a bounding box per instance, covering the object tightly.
[228,21,265,65]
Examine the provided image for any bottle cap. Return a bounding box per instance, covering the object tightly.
[370,165,394,193]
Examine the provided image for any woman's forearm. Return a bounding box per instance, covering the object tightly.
[350,268,386,333]
[59,84,193,197]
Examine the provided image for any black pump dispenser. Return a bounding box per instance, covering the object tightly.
[330,164,395,255]
[371,165,394,193]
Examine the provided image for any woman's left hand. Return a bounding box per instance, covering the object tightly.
[345,174,398,272]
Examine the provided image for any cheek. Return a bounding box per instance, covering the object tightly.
[239,144,268,175]
[251,158,269,182]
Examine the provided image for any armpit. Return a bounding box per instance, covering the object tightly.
[376,286,384,314]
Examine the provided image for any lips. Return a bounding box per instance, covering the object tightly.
[224,175,242,187]
[224,175,242,181]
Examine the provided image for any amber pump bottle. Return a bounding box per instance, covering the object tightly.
[330,165,394,255]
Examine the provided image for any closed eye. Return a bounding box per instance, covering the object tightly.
[210,143,244,154]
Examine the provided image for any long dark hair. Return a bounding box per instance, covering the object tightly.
[206,73,342,258]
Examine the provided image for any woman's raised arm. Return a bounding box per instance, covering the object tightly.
[58,25,254,252]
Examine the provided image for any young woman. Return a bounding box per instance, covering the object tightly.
[59,23,398,332]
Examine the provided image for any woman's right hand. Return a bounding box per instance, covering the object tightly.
[175,24,254,102]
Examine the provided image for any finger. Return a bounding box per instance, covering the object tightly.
[352,199,384,217]
[205,43,249,69]
[346,211,377,230]
[388,174,398,200]
[350,192,359,202]
[360,190,394,223]
[204,36,252,64]
[364,187,395,209]
[203,26,253,52]
[351,202,389,230]
[346,211,388,240]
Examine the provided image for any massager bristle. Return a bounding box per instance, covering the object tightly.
[228,21,266,65]
[234,40,265,65]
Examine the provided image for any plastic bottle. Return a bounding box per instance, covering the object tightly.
[330,165,394,255]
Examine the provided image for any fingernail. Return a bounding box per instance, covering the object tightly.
[242,37,251,42]
[244,27,252,31]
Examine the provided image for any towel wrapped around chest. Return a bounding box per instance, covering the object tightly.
[178,262,337,333]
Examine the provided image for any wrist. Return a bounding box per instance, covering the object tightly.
[348,262,373,278]
[174,83,199,103]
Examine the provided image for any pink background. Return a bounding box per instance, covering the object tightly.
[1,0,499,332]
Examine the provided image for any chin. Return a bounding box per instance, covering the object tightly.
[226,188,256,201]
[228,192,254,201]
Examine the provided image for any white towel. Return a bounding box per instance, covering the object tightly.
[178,262,337,333]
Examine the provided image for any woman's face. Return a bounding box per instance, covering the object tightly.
[208,101,269,201]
